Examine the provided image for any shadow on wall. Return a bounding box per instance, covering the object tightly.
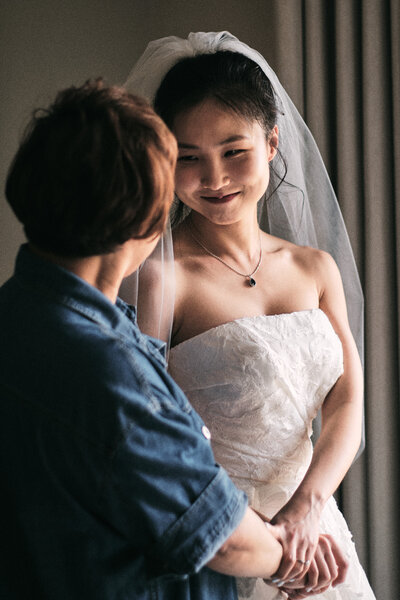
[0,0,281,284]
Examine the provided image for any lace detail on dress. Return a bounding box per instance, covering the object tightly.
[169,309,375,599]
[171,310,342,496]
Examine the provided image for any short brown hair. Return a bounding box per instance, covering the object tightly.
[5,79,177,257]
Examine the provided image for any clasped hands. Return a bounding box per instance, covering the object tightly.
[265,531,348,598]
[259,509,349,598]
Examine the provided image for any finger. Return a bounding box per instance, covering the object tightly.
[279,542,313,581]
[270,540,298,581]
[274,555,308,582]
[314,547,337,591]
[321,534,349,587]
[279,576,307,590]
[267,526,315,581]
[290,537,319,581]
[318,537,339,587]
[301,555,327,593]
[289,555,313,581]
[303,557,318,590]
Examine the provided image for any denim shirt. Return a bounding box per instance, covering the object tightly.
[0,245,247,600]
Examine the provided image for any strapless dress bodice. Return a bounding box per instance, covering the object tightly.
[169,310,376,599]
[169,309,343,514]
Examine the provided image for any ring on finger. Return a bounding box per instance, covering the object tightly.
[296,558,310,566]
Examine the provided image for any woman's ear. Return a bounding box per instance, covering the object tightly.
[268,125,279,161]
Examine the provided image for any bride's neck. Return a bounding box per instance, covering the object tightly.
[187,211,261,259]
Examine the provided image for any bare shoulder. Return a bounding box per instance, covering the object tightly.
[264,232,335,276]
[172,221,203,273]
[294,246,342,299]
[172,222,191,259]
[171,223,204,303]
[295,245,339,280]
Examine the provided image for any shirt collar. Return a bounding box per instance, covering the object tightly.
[14,245,167,364]
[15,244,137,330]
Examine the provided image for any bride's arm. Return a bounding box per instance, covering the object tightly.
[269,249,363,583]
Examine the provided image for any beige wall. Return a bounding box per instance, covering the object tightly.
[0,0,294,284]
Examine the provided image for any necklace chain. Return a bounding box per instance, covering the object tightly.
[187,219,263,287]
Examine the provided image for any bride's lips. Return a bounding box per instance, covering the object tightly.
[200,192,240,204]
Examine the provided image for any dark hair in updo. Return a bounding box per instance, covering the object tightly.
[154,51,286,225]
[154,50,280,139]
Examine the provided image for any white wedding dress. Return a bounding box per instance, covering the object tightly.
[169,309,375,599]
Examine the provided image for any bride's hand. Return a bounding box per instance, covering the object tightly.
[265,502,321,583]
[267,533,348,597]
[301,534,348,593]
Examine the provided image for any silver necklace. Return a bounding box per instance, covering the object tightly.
[187,220,262,287]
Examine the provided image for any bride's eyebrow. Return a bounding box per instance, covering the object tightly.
[178,135,250,150]
[219,135,250,145]
[178,142,199,149]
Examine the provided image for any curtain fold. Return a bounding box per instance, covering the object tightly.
[360,3,399,595]
[264,2,399,598]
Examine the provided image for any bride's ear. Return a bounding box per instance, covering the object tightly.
[268,125,279,162]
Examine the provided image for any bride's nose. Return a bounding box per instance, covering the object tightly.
[200,159,229,190]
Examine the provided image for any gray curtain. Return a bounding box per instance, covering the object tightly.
[264,1,399,598]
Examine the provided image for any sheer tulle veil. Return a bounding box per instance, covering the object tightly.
[121,32,365,451]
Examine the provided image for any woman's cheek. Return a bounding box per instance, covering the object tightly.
[175,168,196,196]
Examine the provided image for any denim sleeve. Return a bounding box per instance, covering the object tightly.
[98,341,248,577]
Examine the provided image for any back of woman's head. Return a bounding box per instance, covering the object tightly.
[154,51,279,137]
[6,79,177,257]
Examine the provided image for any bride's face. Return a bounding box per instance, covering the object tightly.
[172,98,278,224]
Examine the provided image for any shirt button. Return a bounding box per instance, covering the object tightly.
[202,425,211,440]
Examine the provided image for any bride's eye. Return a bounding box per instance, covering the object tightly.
[178,155,198,162]
[225,149,245,157]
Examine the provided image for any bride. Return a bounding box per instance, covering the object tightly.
[124,32,375,599]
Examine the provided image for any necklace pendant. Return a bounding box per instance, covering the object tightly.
[187,220,262,288]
